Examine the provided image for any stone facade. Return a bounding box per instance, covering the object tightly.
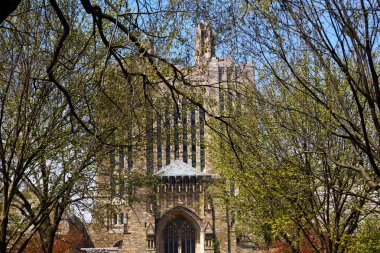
[85,24,257,253]
[88,165,257,253]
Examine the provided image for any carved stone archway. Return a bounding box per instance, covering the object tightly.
[156,206,204,253]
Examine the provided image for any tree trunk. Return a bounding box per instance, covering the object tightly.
[39,205,65,253]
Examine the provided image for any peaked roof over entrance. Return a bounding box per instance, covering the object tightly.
[155,160,211,177]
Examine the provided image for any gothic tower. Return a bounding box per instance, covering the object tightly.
[82,24,255,253]
[194,23,215,67]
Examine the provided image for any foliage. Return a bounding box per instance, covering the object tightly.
[234,0,380,192]
[210,70,378,252]
[202,1,380,252]
[348,214,380,253]
[0,1,106,252]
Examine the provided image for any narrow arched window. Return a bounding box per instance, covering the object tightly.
[119,213,124,224]
[113,213,117,225]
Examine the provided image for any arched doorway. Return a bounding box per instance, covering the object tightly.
[157,207,202,253]
[163,216,195,253]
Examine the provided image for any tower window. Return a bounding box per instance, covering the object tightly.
[113,213,117,225]
[119,213,124,224]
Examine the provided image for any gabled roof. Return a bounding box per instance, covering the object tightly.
[155,160,211,177]
[205,222,214,234]
[146,223,155,236]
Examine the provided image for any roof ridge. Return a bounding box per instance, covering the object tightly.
[155,160,210,177]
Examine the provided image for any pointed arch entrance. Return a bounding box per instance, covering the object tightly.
[157,206,203,253]
[163,216,195,253]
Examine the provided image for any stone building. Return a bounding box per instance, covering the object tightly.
[83,23,255,253]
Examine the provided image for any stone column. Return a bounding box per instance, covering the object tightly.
[200,228,205,253]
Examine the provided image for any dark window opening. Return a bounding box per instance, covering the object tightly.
[163,216,195,253]
[119,213,124,224]
[147,236,155,249]
[113,213,117,225]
